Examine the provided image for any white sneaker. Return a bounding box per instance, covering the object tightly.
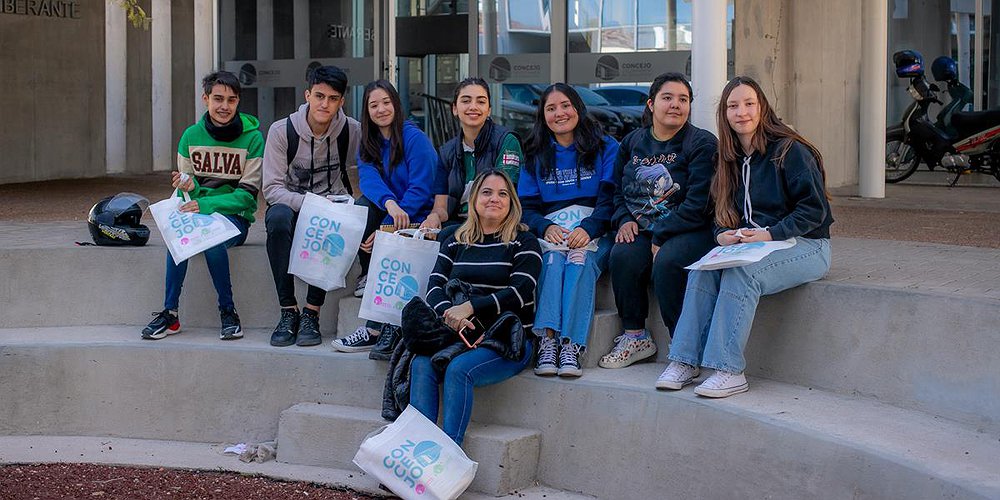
[598,333,657,369]
[693,370,749,398]
[534,336,558,376]
[353,274,367,298]
[655,361,700,390]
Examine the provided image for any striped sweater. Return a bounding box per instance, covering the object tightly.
[426,231,542,331]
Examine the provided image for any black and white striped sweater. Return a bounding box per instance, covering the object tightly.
[425,231,542,331]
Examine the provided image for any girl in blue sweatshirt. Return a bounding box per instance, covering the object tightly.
[518,83,619,377]
[333,79,436,353]
[656,76,833,398]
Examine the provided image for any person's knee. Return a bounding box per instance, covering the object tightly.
[265,204,294,235]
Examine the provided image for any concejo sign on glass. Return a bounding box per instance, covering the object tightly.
[478,54,552,84]
[222,58,375,88]
[567,51,691,84]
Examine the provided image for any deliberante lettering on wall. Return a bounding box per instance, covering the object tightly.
[0,0,81,19]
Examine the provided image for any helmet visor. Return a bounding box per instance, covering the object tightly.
[103,192,150,218]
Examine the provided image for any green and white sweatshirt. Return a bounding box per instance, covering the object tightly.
[176,112,265,222]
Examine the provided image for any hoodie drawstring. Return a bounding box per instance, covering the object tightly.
[326,136,332,194]
[741,155,763,229]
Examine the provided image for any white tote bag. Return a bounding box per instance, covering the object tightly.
[537,204,600,253]
[353,405,478,500]
[149,190,242,265]
[288,192,369,291]
[685,238,797,271]
[359,229,440,326]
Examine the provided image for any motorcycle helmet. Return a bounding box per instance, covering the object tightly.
[87,192,151,246]
[931,56,959,82]
[893,50,924,78]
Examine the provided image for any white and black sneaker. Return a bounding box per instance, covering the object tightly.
[331,326,378,352]
[219,307,243,340]
[353,274,367,298]
[534,336,559,376]
[694,370,749,398]
[656,361,701,390]
[557,341,584,377]
[141,310,181,340]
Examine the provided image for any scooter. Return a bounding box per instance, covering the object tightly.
[885,51,1000,185]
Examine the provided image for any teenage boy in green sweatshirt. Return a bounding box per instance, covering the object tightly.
[142,71,264,341]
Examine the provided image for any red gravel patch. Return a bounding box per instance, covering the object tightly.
[0,463,383,500]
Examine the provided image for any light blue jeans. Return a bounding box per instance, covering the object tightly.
[667,237,831,374]
[409,341,532,445]
[532,237,612,347]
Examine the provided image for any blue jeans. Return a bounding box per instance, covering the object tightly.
[533,237,612,347]
[667,238,831,373]
[164,215,250,311]
[409,341,532,445]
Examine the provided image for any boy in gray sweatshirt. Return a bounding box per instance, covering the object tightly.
[262,65,361,348]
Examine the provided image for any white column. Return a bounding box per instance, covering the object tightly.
[194,0,215,117]
[467,2,479,77]
[859,0,888,198]
[151,0,173,172]
[387,0,397,86]
[956,13,971,89]
[105,1,127,174]
[690,0,727,133]
[256,0,274,127]
[550,0,566,83]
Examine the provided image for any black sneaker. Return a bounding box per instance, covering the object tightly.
[220,307,243,340]
[270,308,300,347]
[368,324,401,360]
[296,310,322,346]
[331,325,378,352]
[141,310,181,340]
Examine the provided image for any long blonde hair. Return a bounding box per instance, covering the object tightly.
[711,76,828,229]
[453,170,527,245]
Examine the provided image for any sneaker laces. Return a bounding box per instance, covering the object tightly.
[220,308,239,327]
[276,309,297,331]
[704,370,736,389]
[300,311,319,331]
[151,310,173,320]
[609,335,632,354]
[341,326,371,346]
[537,337,558,366]
[559,342,582,367]
[661,362,692,381]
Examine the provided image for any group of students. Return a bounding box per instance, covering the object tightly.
[142,65,833,445]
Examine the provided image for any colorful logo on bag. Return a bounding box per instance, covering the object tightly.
[168,210,217,240]
[301,215,344,258]
[373,258,420,305]
[714,241,765,256]
[382,439,442,493]
[550,207,584,230]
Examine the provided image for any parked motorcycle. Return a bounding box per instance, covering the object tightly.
[885,50,1000,185]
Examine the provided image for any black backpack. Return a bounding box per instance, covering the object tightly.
[285,118,353,195]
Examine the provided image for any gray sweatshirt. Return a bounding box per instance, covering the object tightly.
[262,103,361,211]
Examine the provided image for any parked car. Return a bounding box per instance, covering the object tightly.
[572,85,643,137]
[498,84,626,140]
[593,85,649,111]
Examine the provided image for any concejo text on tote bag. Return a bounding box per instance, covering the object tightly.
[353,405,477,500]
[288,192,369,291]
[149,189,242,265]
[359,228,440,326]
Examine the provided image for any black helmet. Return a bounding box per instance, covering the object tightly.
[931,56,959,82]
[893,50,924,78]
[87,192,151,246]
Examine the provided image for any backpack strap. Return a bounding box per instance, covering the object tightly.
[337,124,353,195]
[285,118,299,168]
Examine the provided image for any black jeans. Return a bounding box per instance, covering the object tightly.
[355,195,389,277]
[609,227,716,334]
[265,203,328,308]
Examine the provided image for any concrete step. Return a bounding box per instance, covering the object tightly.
[1,327,999,498]
[276,403,540,496]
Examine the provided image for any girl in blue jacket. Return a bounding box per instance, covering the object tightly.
[333,79,436,353]
[518,83,619,377]
[656,76,833,398]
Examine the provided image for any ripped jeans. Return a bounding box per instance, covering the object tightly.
[531,237,612,347]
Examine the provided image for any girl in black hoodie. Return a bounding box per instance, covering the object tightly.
[656,76,833,398]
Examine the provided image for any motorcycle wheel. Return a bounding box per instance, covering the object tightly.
[885,131,920,183]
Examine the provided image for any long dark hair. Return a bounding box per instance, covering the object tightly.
[711,76,829,228]
[523,83,603,185]
[452,77,491,104]
[641,72,694,128]
[359,80,405,175]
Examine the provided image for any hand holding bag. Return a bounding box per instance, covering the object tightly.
[359,228,441,326]
[353,405,478,500]
[148,189,241,265]
[288,192,369,291]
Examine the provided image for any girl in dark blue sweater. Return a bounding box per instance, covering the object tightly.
[657,76,833,398]
[518,83,619,377]
[333,79,436,353]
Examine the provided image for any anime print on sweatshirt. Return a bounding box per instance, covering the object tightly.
[176,112,265,223]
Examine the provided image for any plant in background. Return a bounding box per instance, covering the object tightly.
[113,0,151,29]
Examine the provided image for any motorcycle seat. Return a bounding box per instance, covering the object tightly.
[951,109,1000,137]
